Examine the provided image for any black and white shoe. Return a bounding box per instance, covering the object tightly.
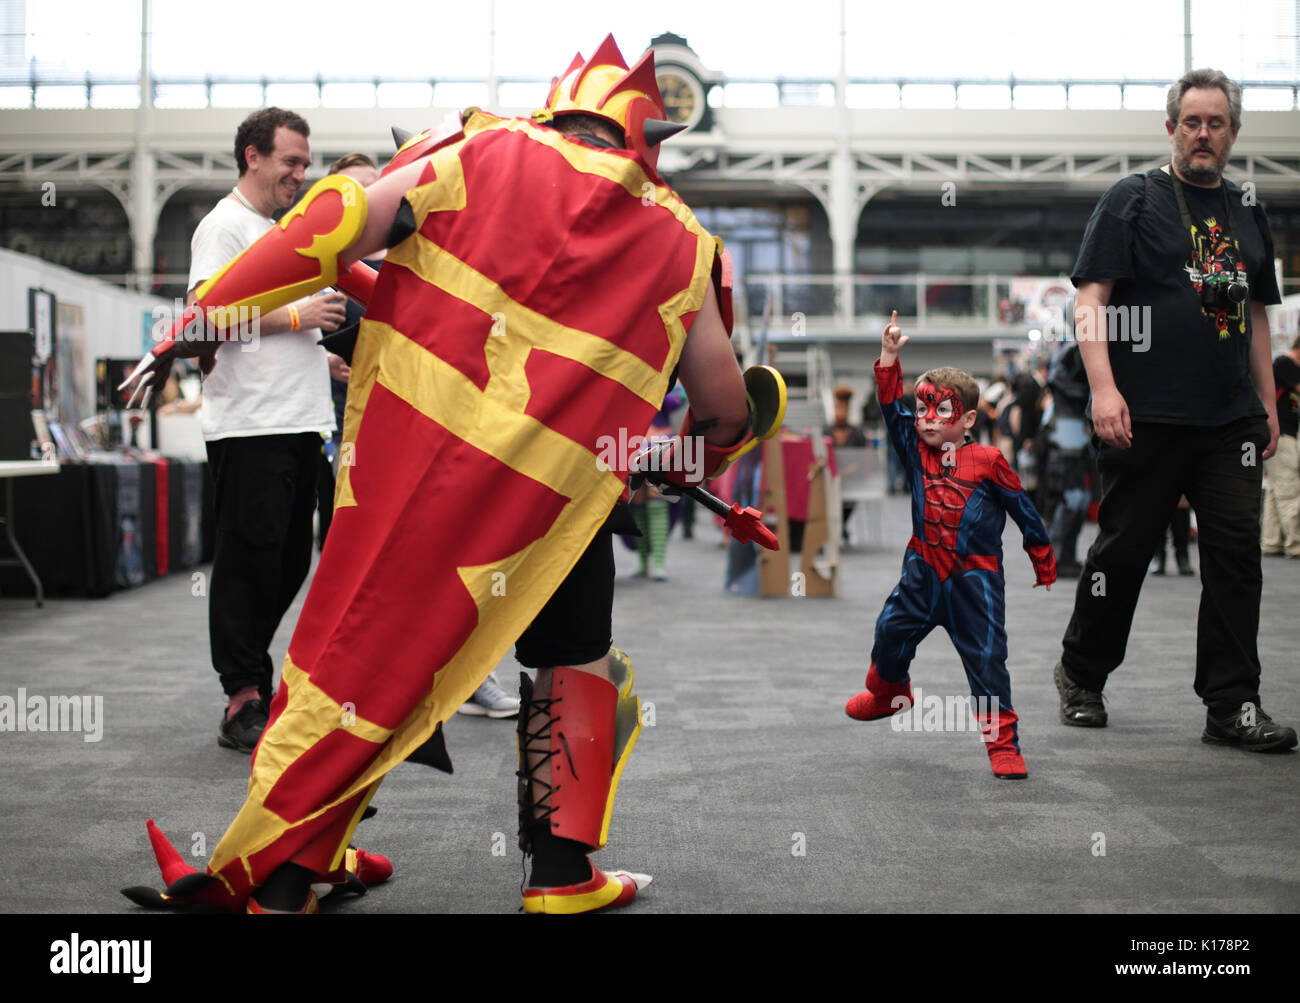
[1203,704,1297,753]
[1053,662,1107,728]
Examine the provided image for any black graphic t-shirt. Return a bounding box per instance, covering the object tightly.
[1276,355,1300,438]
[1071,167,1281,426]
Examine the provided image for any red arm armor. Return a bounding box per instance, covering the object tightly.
[120,175,371,402]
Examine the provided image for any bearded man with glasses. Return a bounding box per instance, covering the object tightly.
[1050,68,1295,753]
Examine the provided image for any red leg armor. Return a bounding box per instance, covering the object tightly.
[516,650,650,914]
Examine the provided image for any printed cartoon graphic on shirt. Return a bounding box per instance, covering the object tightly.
[1184,214,1248,339]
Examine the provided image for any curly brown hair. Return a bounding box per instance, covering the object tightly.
[235,107,310,176]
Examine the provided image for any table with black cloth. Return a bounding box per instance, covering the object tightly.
[0,457,212,599]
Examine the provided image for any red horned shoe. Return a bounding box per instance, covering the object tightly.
[119,820,242,912]
[122,820,395,912]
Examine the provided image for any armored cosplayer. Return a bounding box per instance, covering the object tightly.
[121,35,784,914]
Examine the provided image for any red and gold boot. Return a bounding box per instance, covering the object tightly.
[517,650,648,914]
[845,663,913,721]
[521,863,650,915]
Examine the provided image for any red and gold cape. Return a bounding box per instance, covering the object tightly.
[203,111,717,902]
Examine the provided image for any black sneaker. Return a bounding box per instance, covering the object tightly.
[218,699,268,753]
[1203,704,1298,753]
[1053,662,1107,727]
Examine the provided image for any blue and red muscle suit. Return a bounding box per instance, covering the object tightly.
[846,359,1056,778]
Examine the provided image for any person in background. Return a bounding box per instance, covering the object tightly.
[630,385,685,580]
[1150,498,1195,576]
[1037,339,1092,578]
[190,107,345,754]
[1261,333,1300,558]
[1009,358,1047,476]
[825,384,867,449]
[825,384,868,542]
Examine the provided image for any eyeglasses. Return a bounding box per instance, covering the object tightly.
[1178,118,1230,136]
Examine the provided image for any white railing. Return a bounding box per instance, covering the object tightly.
[744,273,1032,332]
[4,70,1297,112]
[88,270,1300,311]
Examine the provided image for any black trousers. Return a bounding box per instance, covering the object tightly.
[515,524,615,670]
[206,433,321,700]
[1060,417,1269,713]
[316,450,335,548]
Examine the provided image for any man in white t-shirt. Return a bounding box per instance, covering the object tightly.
[188,107,346,753]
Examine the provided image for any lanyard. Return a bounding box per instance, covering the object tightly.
[1167,165,1235,262]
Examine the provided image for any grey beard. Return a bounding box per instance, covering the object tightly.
[1174,148,1228,185]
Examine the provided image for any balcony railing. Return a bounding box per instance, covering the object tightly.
[3,69,1297,112]
[744,273,1037,333]
[742,271,1300,337]
[95,271,1300,317]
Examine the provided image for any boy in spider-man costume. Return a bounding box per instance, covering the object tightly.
[845,312,1056,778]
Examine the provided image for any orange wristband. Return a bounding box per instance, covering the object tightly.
[288,305,301,331]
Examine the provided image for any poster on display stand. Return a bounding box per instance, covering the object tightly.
[56,302,89,428]
[28,288,56,419]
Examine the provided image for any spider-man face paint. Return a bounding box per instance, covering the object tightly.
[914,381,969,451]
[915,382,963,426]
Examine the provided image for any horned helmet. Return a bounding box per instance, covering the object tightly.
[535,34,685,171]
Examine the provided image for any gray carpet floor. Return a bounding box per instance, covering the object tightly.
[2,494,1296,913]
